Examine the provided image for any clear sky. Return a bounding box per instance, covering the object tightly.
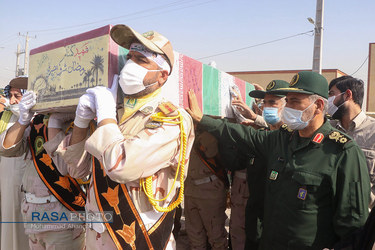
[0,0,374,88]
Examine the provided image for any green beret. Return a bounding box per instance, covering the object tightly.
[271,71,329,99]
[249,80,289,99]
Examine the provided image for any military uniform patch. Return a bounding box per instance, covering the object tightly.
[269,170,278,180]
[312,133,324,144]
[125,98,137,108]
[145,120,163,129]
[281,124,293,133]
[158,102,177,116]
[140,106,153,115]
[328,131,349,144]
[297,188,307,200]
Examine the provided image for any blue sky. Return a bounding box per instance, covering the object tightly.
[0,0,374,87]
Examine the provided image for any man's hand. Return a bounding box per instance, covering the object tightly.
[240,119,255,126]
[231,97,257,120]
[185,89,203,122]
[18,91,36,125]
[74,94,96,128]
[49,113,75,129]
[253,83,264,91]
[86,75,118,125]
[48,113,75,140]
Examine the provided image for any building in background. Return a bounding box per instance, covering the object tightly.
[229,69,346,91]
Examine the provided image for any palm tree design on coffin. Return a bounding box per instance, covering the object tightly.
[90,55,104,87]
[83,70,92,88]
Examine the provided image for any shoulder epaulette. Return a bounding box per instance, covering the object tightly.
[280,124,293,133]
[158,101,178,116]
[328,131,351,145]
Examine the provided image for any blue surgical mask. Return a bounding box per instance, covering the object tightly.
[262,107,280,125]
[281,102,315,130]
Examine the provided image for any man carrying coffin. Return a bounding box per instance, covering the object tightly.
[53,24,195,249]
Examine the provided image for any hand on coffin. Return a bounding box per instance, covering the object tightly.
[74,94,96,128]
[86,74,118,124]
[48,113,75,129]
[18,91,36,125]
[185,89,203,122]
[253,83,264,91]
[231,98,257,120]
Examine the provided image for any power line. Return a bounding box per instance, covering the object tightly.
[0,34,18,46]
[350,55,368,76]
[196,30,314,60]
[26,0,212,34]
[31,0,217,37]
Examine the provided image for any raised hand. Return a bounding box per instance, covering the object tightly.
[18,91,36,125]
[185,89,203,122]
[86,74,119,124]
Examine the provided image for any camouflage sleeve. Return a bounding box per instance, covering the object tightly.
[54,133,92,179]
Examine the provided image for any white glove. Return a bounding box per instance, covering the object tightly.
[48,113,75,129]
[18,91,36,125]
[86,75,118,124]
[74,94,96,128]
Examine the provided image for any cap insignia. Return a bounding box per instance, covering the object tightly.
[290,73,299,86]
[266,81,276,91]
[142,31,154,39]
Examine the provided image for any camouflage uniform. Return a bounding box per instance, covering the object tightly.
[184,131,228,249]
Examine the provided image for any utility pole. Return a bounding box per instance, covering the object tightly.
[311,0,324,74]
[16,32,36,76]
[15,44,21,77]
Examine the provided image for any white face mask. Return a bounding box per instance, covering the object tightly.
[327,92,345,116]
[118,59,161,95]
[281,102,315,130]
[9,104,20,117]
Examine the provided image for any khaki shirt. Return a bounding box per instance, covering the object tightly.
[55,96,195,233]
[330,111,375,208]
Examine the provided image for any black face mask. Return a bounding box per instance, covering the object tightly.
[331,95,347,120]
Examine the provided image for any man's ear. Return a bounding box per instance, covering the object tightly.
[158,70,169,86]
[315,98,325,114]
[344,89,353,101]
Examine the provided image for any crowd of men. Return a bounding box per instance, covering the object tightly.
[0,24,374,250]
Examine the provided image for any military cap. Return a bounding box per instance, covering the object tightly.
[249,80,289,99]
[110,24,174,75]
[271,71,329,99]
